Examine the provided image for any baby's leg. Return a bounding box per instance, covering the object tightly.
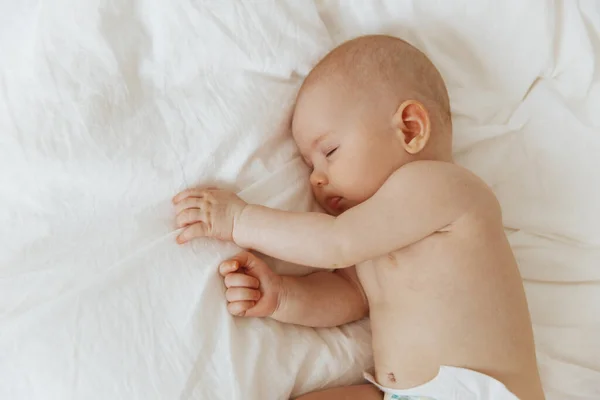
[294,384,382,400]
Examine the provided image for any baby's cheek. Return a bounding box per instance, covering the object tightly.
[342,170,368,193]
[348,178,379,204]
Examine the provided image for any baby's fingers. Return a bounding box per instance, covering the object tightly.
[172,187,218,204]
[176,209,209,228]
[224,273,259,289]
[174,197,206,216]
[227,301,256,317]
[176,223,208,244]
[219,260,240,276]
[225,287,261,303]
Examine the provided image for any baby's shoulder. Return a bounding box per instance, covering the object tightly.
[387,161,501,214]
[387,160,485,189]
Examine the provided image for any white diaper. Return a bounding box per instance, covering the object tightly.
[364,366,519,400]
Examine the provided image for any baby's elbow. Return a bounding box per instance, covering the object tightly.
[311,242,352,269]
[324,223,356,270]
[329,240,355,269]
[316,256,350,270]
[297,214,352,270]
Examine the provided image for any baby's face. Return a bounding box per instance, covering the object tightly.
[292,84,407,216]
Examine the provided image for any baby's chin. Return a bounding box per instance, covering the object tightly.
[327,208,344,217]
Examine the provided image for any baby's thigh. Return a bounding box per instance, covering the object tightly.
[294,384,382,400]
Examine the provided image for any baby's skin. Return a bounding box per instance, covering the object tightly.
[173,36,544,400]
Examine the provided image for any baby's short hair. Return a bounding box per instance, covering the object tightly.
[300,35,451,128]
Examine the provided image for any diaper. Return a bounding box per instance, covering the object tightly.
[364,366,519,400]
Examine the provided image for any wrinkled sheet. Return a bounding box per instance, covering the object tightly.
[1,1,599,399]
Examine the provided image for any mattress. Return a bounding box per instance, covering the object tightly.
[1,1,599,399]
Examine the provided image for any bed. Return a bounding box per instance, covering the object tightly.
[1,1,599,399]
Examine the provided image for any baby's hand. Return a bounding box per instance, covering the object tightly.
[173,188,247,244]
[218,251,282,318]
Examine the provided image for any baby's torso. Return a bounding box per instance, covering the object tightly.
[355,212,544,399]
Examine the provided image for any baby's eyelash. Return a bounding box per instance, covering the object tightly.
[326,147,338,157]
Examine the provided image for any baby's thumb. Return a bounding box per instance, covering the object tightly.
[218,260,240,276]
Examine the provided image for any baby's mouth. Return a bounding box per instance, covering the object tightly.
[326,196,343,211]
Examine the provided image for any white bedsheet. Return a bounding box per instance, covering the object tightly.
[1,1,599,399]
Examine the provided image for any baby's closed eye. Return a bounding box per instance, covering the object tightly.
[325,147,338,158]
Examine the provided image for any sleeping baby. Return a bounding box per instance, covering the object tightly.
[172,35,545,400]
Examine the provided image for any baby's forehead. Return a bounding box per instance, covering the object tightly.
[290,115,322,149]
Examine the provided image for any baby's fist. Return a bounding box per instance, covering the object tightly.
[218,251,281,318]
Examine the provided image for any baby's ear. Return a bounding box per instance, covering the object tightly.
[392,100,431,154]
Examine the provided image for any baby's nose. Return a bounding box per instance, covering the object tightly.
[310,170,328,188]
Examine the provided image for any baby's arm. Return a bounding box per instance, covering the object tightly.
[234,161,488,269]
[219,252,367,327]
[275,267,367,327]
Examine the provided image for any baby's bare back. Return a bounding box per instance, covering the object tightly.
[356,175,544,399]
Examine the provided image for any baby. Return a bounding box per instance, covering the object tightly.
[173,35,545,399]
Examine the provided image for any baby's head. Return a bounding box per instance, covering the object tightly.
[292,35,452,215]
